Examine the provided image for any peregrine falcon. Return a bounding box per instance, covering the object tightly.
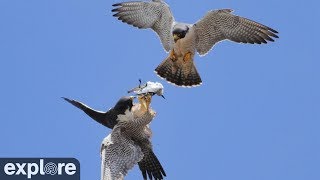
[63,95,166,179]
[112,0,279,87]
[100,94,166,180]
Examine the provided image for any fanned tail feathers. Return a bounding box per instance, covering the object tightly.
[155,53,202,87]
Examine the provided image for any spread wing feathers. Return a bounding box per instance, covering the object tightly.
[194,9,279,56]
[112,0,174,52]
[62,97,118,129]
[63,97,105,123]
[101,134,144,180]
[138,148,166,180]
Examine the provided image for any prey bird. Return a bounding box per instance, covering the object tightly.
[112,0,279,87]
[128,80,165,99]
[100,94,166,180]
[63,96,166,179]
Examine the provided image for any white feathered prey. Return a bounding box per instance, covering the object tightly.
[128,81,165,98]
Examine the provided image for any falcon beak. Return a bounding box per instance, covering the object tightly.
[173,34,180,42]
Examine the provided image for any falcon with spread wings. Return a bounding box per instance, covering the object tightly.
[63,80,166,180]
[112,0,279,87]
[63,94,166,180]
[100,94,166,180]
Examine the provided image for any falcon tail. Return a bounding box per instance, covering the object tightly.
[155,52,202,87]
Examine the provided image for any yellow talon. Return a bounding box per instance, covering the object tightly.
[170,50,177,62]
[138,94,152,112]
[183,52,192,63]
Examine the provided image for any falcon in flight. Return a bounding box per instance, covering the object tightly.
[112,0,279,87]
[101,93,165,180]
[63,95,166,179]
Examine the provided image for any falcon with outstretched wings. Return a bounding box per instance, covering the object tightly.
[112,0,278,87]
[63,95,166,180]
[100,94,166,180]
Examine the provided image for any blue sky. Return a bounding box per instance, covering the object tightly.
[0,0,319,180]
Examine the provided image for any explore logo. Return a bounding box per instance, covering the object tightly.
[0,158,80,180]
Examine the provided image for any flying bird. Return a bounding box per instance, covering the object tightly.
[128,80,165,99]
[63,96,135,129]
[63,95,165,179]
[100,93,166,180]
[112,0,279,87]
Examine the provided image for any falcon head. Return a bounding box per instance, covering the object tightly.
[172,24,189,42]
[114,96,135,112]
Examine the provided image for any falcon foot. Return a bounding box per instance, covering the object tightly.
[138,94,152,112]
[169,50,177,62]
[183,52,192,63]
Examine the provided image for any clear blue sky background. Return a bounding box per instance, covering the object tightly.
[0,0,319,180]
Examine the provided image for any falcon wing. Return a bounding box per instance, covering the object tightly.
[138,148,166,180]
[112,0,174,52]
[101,134,144,180]
[63,97,117,129]
[193,9,279,56]
[63,97,105,121]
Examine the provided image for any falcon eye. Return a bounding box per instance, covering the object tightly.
[179,32,186,39]
[172,29,183,35]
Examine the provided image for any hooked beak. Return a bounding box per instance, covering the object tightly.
[173,34,179,42]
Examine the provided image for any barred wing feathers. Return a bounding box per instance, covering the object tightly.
[194,9,279,56]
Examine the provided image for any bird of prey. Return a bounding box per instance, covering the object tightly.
[63,95,165,179]
[112,0,279,87]
[100,93,166,180]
